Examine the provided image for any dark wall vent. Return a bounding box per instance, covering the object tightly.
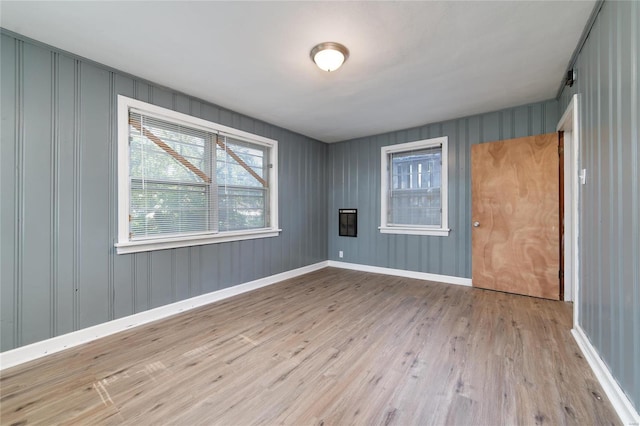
[339,209,357,237]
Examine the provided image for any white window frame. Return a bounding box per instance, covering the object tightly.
[116,95,280,254]
[379,136,450,236]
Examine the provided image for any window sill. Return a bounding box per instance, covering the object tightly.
[115,228,282,254]
[379,226,450,236]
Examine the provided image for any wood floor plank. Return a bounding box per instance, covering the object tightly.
[0,268,619,425]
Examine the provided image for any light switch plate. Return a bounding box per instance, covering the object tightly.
[579,169,587,185]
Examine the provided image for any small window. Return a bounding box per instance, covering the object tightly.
[380,137,450,236]
[116,96,279,254]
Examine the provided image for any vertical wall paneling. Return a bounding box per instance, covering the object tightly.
[441,120,457,276]
[151,251,173,309]
[328,99,559,278]
[1,35,18,351]
[55,55,76,335]
[22,42,53,346]
[50,50,59,338]
[112,74,135,320]
[173,248,190,302]
[0,30,328,353]
[559,0,639,411]
[598,4,612,363]
[72,58,81,331]
[78,63,111,329]
[632,2,639,409]
[107,69,115,322]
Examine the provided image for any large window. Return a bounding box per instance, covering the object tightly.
[380,137,450,236]
[116,96,279,254]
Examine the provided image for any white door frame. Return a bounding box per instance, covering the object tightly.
[556,94,580,325]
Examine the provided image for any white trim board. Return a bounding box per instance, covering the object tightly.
[557,94,581,307]
[0,261,328,371]
[572,326,640,425]
[327,260,472,287]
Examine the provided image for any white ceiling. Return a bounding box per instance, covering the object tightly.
[0,1,594,143]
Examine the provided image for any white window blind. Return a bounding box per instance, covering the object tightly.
[117,96,279,254]
[129,112,215,239]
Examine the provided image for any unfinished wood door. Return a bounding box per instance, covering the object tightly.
[471,133,560,300]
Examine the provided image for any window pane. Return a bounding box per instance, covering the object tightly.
[129,112,214,239]
[216,135,270,231]
[218,187,266,231]
[217,137,267,187]
[130,113,209,184]
[389,147,442,226]
[120,98,279,250]
[130,181,209,239]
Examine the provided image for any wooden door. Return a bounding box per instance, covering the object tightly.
[471,133,559,300]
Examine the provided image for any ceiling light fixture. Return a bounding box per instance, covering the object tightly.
[310,42,349,72]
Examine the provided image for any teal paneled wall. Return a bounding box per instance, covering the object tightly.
[327,100,558,278]
[560,0,639,411]
[0,31,328,352]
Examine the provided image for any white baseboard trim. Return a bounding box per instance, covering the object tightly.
[572,325,640,425]
[327,260,472,287]
[0,261,329,371]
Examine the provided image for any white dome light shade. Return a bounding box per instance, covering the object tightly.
[310,42,349,72]
[314,49,345,72]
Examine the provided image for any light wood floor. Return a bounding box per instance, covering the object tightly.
[0,268,618,425]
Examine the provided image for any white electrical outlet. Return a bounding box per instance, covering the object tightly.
[339,251,343,258]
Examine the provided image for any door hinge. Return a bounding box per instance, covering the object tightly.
[558,145,564,156]
[559,270,564,279]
